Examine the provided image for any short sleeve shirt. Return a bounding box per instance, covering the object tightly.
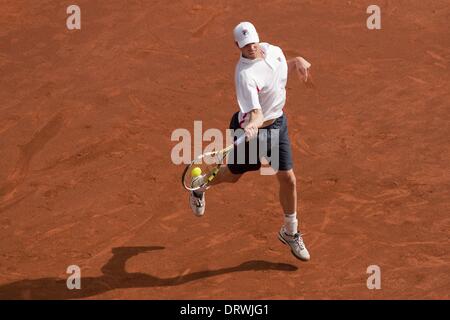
[235,42,288,126]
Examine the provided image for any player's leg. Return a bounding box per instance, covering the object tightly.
[277,169,297,215]
[270,115,310,261]
[209,165,242,185]
[189,111,250,217]
[189,151,251,216]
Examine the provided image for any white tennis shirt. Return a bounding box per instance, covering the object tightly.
[235,42,288,127]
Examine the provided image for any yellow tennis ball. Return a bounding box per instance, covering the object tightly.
[191,167,202,178]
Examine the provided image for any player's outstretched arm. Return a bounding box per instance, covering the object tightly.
[287,56,312,83]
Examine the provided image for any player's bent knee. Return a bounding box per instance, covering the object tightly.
[277,170,296,188]
[223,166,242,183]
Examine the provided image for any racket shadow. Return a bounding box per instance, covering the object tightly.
[0,246,298,299]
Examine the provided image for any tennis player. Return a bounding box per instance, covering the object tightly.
[190,22,311,261]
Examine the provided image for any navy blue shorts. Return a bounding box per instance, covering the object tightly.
[227,112,293,174]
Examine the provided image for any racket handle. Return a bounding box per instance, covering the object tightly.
[234,135,246,146]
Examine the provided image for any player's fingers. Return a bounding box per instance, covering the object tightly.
[244,127,254,140]
[249,128,255,139]
[295,68,304,81]
[249,127,258,140]
[305,71,315,88]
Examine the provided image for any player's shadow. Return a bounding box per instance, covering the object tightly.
[0,246,298,299]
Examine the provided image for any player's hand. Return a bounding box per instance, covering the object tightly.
[244,122,259,141]
[295,57,310,82]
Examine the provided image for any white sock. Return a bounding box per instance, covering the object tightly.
[284,212,298,236]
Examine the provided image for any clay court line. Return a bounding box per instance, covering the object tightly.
[373,188,411,201]
[0,119,19,135]
[407,76,427,85]
[367,57,405,63]
[335,192,376,204]
[191,12,221,38]
[375,240,449,248]
[79,213,156,268]
[0,113,64,201]
[140,47,189,58]
[434,62,447,69]
[0,190,34,214]
[35,139,122,173]
[292,133,321,158]
[426,50,447,63]
[128,94,147,114]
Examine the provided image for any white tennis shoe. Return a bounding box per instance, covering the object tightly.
[190,191,205,217]
[189,175,206,217]
[278,226,310,261]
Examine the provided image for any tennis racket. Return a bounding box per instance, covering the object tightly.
[181,135,246,191]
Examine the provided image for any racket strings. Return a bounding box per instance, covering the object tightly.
[185,153,222,189]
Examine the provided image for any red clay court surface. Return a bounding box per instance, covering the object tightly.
[0,0,449,299]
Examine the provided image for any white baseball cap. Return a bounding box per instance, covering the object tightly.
[233,22,260,48]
